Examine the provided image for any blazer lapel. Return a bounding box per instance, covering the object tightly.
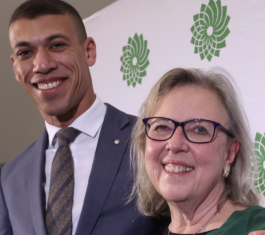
[75,104,133,235]
[26,130,48,235]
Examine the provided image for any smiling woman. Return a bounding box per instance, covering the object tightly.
[130,68,265,235]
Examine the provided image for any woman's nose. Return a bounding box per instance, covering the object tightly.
[165,126,189,153]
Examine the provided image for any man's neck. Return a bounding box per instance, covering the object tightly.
[41,94,96,128]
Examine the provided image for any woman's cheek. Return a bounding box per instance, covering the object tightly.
[145,145,163,184]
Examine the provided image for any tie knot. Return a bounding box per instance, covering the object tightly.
[57,127,81,146]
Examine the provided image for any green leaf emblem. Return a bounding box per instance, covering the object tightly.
[120,33,150,88]
[190,0,230,61]
[253,132,265,196]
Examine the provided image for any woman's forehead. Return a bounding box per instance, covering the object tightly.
[153,85,228,126]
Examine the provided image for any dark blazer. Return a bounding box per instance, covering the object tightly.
[0,104,159,235]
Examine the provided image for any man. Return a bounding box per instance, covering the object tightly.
[0,0,160,234]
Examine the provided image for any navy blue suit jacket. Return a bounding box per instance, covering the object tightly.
[0,104,160,235]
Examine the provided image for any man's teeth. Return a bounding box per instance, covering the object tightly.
[38,80,62,90]
[165,164,194,173]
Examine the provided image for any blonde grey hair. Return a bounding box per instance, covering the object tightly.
[130,67,259,217]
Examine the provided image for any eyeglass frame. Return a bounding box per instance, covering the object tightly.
[142,117,235,144]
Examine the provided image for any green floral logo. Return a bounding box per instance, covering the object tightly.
[253,132,265,196]
[190,0,230,61]
[120,33,150,87]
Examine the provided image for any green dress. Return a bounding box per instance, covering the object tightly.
[162,206,265,235]
[209,206,265,235]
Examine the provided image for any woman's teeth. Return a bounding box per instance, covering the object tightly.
[165,164,194,173]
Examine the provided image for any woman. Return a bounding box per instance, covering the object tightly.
[130,68,265,234]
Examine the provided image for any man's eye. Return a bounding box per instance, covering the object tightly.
[51,43,66,50]
[16,50,32,60]
[18,50,31,57]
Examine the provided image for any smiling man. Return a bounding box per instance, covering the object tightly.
[10,14,95,127]
[0,0,159,235]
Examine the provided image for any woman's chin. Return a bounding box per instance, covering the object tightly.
[158,186,192,204]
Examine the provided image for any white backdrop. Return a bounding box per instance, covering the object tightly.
[84,0,265,199]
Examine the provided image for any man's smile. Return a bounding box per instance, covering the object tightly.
[35,80,63,90]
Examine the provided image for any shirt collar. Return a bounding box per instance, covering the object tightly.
[45,95,106,148]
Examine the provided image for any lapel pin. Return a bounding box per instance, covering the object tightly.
[114,139,120,144]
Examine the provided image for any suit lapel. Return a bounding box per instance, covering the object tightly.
[75,104,133,235]
[26,130,48,235]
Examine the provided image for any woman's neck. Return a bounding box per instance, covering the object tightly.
[168,183,224,234]
[169,199,246,234]
[169,200,218,234]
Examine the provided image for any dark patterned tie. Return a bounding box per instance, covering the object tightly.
[46,127,81,235]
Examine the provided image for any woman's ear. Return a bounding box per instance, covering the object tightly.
[223,138,240,169]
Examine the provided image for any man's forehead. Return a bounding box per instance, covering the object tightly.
[10,14,75,33]
[9,14,76,45]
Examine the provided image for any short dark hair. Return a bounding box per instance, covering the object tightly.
[10,0,87,42]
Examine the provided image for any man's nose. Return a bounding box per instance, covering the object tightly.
[33,48,57,74]
[165,126,189,153]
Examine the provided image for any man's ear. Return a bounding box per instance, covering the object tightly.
[84,37,96,67]
[224,138,240,168]
[10,55,21,82]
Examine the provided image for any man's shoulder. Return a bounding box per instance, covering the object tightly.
[1,130,47,177]
[0,163,4,169]
[104,103,137,128]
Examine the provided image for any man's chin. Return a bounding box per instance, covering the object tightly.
[39,107,67,119]
[40,107,65,117]
[39,105,79,126]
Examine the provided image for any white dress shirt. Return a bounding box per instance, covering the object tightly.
[44,96,106,235]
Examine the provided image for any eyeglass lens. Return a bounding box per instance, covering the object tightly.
[146,118,215,142]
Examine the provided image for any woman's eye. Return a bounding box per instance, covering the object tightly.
[194,126,208,134]
[152,125,170,132]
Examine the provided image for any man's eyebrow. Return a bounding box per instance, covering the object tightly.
[14,34,70,48]
[47,34,70,42]
[14,41,30,48]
